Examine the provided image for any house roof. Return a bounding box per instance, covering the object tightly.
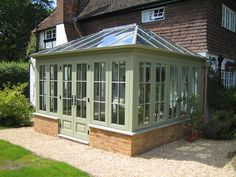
[78,0,179,19]
[33,24,200,57]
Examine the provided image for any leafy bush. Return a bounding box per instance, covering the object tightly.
[0,62,29,96]
[204,110,236,140]
[205,67,236,139]
[0,83,33,127]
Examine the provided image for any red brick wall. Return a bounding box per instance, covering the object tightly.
[89,123,184,156]
[34,115,59,137]
[78,0,236,59]
[78,0,208,53]
[206,0,236,60]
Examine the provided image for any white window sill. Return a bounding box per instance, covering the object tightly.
[33,113,60,120]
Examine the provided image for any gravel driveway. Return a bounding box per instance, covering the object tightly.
[0,127,235,177]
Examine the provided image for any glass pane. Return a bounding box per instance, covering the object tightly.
[160,103,165,120]
[94,63,99,81]
[145,84,150,103]
[119,62,126,81]
[144,104,150,124]
[82,82,86,98]
[146,63,151,82]
[156,64,160,82]
[100,83,106,101]
[77,82,82,99]
[100,62,106,81]
[77,100,82,117]
[139,84,145,104]
[119,105,125,125]
[77,64,82,80]
[82,64,87,81]
[82,101,86,118]
[112,62,119,81]
[112,104,118,124]
[138,105,144,125]
[100,103,105,122]
[119,83,125,103]
[112,83,118,103]
[139,62,144,82]
[156,84,160,101]
[94,83,99,101]
[94,103,99,120]
[161,64,166,82]
[155,103,159,121]
[161,83,165,101]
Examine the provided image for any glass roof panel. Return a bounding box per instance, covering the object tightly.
[33,24,199,57]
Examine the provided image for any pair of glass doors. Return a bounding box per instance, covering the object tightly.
[60,61,108,142]
[60,62,89,141]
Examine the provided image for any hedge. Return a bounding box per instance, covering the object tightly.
[0,62,29,96]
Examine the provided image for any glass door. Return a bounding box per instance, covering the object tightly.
[74,63,89,141]
[60,64,73,137]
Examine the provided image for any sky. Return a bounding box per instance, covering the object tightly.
[52,0,57,8]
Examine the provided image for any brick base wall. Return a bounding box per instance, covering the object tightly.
[34,115,59,137]
[89,123,184,156]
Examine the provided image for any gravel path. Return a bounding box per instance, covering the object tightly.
[0,127,235,177]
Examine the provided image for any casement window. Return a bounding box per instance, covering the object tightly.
[222,4,236,32]
[221,71,234,88]
[111,61,126,125]
[155,63,166,122]
[39,65,47,111]
[46,28,56,40]
[49,65,58,113]
[94,62,106,122]
[142,7,165,23]
[138,62,151,125]
[44,28,56,49]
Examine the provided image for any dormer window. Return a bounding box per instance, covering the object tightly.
[142,7,165,23]
[44,28,56,49]
[46,28,56,40]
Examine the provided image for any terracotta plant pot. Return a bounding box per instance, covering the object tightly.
[185,127,201,143]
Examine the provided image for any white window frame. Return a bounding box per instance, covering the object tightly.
[222,4,236,32]
[142,7,165,23]
[221,71,234,88]
[45,28,56,40]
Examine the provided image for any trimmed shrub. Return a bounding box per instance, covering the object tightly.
[0,83,33,127]
[0,61,29,91]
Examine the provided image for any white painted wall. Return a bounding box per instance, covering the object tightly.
[30,23,68,106]
[56,24,68,46]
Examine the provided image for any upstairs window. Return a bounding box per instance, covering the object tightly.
[222,4,236,32]
[44,28,56,49]
[46,28,56,40]
[142,7,165,23]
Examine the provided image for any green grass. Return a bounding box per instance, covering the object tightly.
[0,140,90,177]
[0,126,6,130]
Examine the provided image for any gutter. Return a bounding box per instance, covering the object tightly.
[77,0,181,21]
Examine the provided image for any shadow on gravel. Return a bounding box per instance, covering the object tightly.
[138,138,236,168]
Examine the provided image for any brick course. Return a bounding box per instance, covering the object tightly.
[34,115,59,137]
[89,123,184,156]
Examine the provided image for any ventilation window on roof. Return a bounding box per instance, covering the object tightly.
[142,7,165,23]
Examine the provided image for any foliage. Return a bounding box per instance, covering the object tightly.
[0,83,34,127]
[179,95,203,131]
[204,110,236,140]
[0,140,90,177]
[0,62,29,92]
[205,67,236,140]
[26,32,39,56]
[0,0,53,61]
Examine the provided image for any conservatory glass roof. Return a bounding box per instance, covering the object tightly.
[35,24,199,56]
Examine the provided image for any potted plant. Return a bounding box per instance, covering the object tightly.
[178,95,204,142]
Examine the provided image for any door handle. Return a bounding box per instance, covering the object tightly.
[87,98,90,103]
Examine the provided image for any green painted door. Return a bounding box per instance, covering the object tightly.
[60,63,89,141]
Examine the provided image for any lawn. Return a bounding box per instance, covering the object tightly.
[0,140,90,177]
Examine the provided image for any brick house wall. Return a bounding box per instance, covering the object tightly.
[206,0,236,60]
[78,0,236,60]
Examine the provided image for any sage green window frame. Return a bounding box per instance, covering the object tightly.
[39,65,47,112]
[49,65,58,113]
[135,57,201,131]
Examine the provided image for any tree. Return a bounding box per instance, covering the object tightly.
[0,0,54,61]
